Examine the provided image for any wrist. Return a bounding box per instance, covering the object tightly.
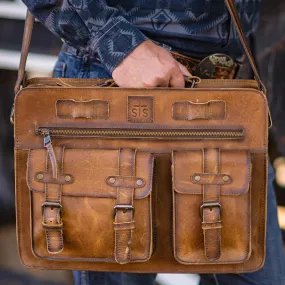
[89,17,148,74]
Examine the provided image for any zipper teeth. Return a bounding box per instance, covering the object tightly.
[39,128,243,138]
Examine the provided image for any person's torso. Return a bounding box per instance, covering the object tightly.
[107,0,261,59]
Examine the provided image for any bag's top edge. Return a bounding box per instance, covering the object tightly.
[24,77,259,90]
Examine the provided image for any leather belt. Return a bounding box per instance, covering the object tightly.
[61,43,241,80]
[171,51,241,80]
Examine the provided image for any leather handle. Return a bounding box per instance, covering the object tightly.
[15,0,265,93]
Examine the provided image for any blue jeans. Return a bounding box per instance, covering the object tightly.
[54,45,285,285]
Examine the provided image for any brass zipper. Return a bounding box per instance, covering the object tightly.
[38,128,244,140]
[38,127,243,187]
[41,129,58,179]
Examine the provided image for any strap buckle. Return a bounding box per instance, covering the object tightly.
[200,202,221,218]
[113,204,134,217]
[42,202,63,228]
[41,201,63,215]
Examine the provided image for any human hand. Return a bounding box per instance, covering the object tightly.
[112,40,191,88]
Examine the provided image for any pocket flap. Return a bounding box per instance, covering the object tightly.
[27,148,154,199]
[172,150,251,195]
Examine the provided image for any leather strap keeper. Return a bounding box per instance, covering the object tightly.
[192,173,232,185]
[35,171,74,184]
[106,176,145,188]
[114,221,136,231]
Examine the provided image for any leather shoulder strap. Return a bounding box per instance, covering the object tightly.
[15,10,35,94]
[14,0,265,93]
[224,0,265,92]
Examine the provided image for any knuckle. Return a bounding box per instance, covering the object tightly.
[168,63,179,73]
[154,72,166,81]
[142,80,156,87]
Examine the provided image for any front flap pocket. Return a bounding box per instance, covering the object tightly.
[27,147,154,264]
[172,149,251,264]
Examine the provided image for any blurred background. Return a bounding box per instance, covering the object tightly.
[1,0,285,284]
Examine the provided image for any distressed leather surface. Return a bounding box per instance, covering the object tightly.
[172,150,251,264]
[28,149,154,262]
[14,78,268,273]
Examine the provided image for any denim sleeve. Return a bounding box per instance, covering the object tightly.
[21,0,148,73]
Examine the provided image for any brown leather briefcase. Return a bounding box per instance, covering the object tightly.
[13,0,270,273]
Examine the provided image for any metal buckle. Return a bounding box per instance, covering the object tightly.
[194,53,236,79]
[42,202,63,228]
[113,205,134,217]
[41,202,63,216]
[200,202,221,217]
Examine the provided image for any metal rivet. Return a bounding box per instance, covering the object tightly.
[136,179,143,186]
[65,175,71,182]
[109,177,116,184]
[194,175,201,182]
[223,175,229,182]
[37,173,44,180]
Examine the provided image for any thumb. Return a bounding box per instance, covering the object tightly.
[177,62,192,76]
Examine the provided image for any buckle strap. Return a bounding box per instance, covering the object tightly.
[201,149,222,261]
[42,147,64,254]
[114,149,136,264]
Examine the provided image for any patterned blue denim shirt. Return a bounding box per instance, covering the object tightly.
[22,0,260,74]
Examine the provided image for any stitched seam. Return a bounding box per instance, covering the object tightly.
[35,172,74,184]
[115,149,122,263]
[34,122,247,131]
[191,173,232,185]
[106,175,145,188]
[143,154,155,262]
[128,149,136,262]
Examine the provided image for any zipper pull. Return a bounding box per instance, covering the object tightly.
[42,129,58,179]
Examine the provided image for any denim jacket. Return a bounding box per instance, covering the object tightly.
[22,0,260,73]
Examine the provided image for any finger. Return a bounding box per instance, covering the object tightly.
[151,71,170,87]
[178,62,192,76]
[156,77,170,87]
[169,68,185,88]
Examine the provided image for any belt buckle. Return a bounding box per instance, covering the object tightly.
[41,201,63,215]
[200,202,222,217]
[113,204,135,217]
[194,53,236,79]
[42,202,63,228]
